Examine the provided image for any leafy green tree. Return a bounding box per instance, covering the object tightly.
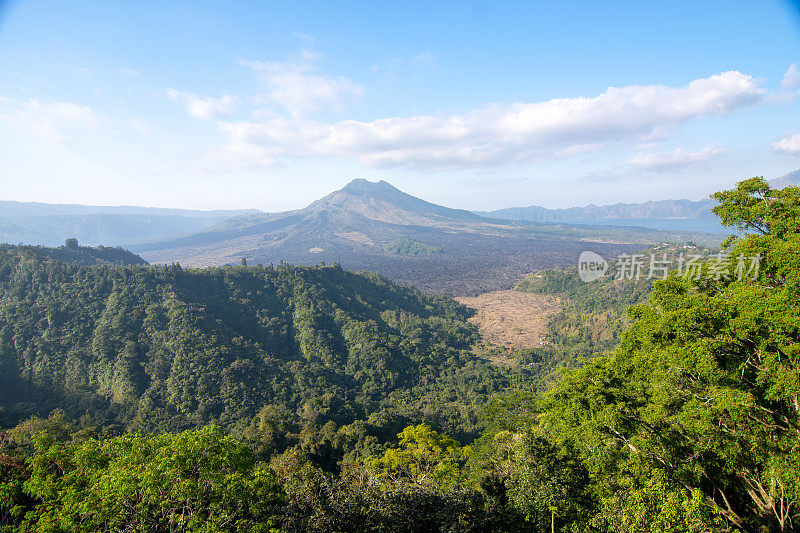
[273,447,494,532]
[19,426,282,532]
[539,178,800,531]
[475,430,593,532]
[0,453,30,530]
[368,424,471,489]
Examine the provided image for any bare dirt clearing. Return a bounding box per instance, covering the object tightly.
[456,290,562,349]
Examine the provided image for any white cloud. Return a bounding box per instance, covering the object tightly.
[242,49,364,116]
[628,146,724,172]
[782,63,800,89]
[130,118,150,133]
[167,90,237,120]
[772,133,800,156]
[0,96,99,143]
[209,70,763,171]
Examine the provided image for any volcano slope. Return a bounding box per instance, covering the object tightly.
[134,179,706,295]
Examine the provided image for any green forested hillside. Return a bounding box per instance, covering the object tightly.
[0,248,518,459]
[1,178,798,532]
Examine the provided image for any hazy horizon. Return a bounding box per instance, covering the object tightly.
[0,175,763,215]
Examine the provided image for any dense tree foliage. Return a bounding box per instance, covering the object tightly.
[0,241,146,267]
[528,178,800,531]
[15,426,282,532]
[0,249,517,466]
[0,178,797,531]
[367,423,470,489]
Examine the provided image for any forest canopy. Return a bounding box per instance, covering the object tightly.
[1,178,798,532]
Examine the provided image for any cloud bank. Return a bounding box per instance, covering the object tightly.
[204,70,762,171]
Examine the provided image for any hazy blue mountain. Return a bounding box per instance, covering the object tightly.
[479,199,726,233]
[0,200,260,247]
[476,169,800,234]
[306,178,483,222]
[769,169,800,188]
[479,198,717,220]
[0,200,255,218]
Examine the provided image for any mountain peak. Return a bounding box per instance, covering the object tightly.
[309,179,480,223]
[340,178,397,196]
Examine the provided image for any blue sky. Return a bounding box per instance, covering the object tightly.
[1,0,799,211]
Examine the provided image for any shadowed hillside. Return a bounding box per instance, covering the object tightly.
[0,246,518,448]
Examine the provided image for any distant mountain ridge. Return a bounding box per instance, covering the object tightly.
[135,179,491,257]
[478,169,800,234]
[0,200,256,218]
[188,178,482,237]
[0,200,260,247]
[481,198,717,222]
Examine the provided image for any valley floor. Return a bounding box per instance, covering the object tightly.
[455,289,561,350]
